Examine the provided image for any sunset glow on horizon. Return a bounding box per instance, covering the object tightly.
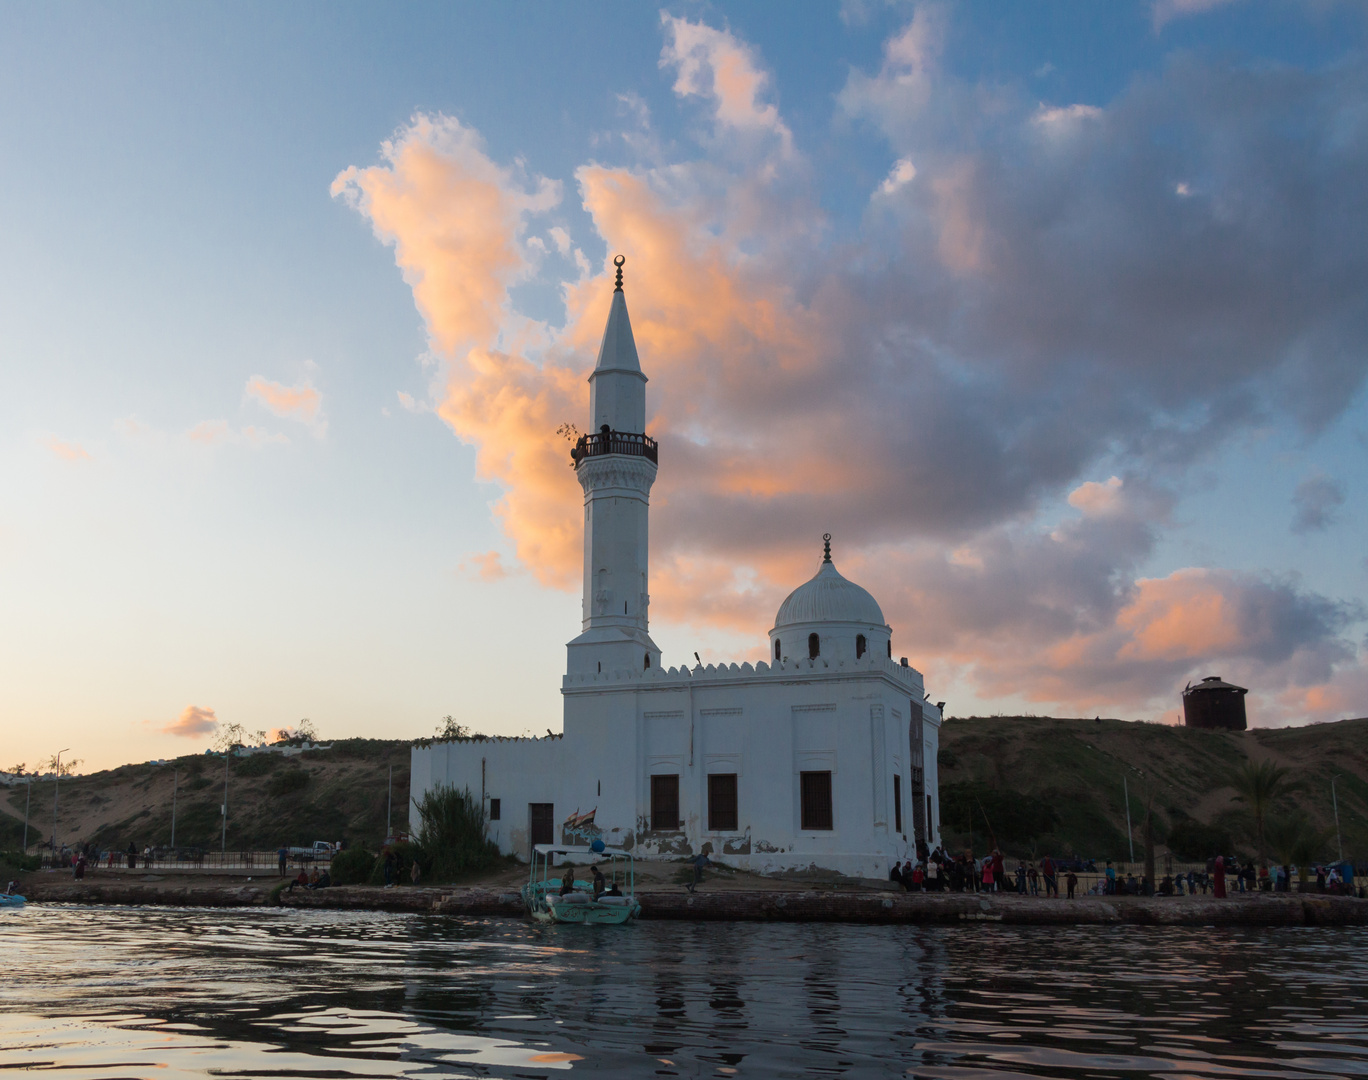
[3,3,1366,773]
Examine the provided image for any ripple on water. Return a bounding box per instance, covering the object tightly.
[1,906,1366,1077]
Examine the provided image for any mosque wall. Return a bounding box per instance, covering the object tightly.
[412,659,942,878]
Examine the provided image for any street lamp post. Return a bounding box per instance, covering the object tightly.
[221,752,229,855]
[1123,775,1135,865]
[1331,776,1343,863]
[23,777,32,853]
[171,767,178,850]
[52,748,70,864]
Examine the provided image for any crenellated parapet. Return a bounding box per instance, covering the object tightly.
[562,653,926,693]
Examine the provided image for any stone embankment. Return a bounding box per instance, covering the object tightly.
[17,876,1368,926]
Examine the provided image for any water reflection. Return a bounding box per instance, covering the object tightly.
[1,906,1365,1077]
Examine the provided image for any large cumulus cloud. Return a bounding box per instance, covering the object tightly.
[335,11,1368,725]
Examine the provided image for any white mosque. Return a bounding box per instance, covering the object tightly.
[410,259,942,877]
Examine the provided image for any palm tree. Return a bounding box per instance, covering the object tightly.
[1265,813,1334,887]
[1229,760,1295,863]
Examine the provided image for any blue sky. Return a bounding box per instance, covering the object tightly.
[2,1,1365,773]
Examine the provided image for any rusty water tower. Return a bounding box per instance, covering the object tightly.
[1182,676,1248,731]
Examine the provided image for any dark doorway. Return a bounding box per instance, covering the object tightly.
[808,633,820,658]
[529,802,554,855]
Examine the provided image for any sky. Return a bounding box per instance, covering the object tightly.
[2,0,1366,775]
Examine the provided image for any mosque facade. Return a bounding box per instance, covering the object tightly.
[410,262,942,877]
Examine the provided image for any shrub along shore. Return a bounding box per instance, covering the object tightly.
[14,875,1368,926]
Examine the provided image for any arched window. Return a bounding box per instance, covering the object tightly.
[856,634,867,659]
[808,633,820,658]
[644,652,651,670]
[887,640,892,658]
[774,639,781,661]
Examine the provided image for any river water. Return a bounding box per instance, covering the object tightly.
[2,906,1365,1078]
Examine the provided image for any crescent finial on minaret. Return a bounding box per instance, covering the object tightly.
[613,254,625,292]
[823,533,832,563]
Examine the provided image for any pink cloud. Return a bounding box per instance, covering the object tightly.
[460,551,510,582]
[660,14,792,155]
[245,376,326,435]
[1152,0,1241,32]
[45,436,91,462]
[163,704,218,737]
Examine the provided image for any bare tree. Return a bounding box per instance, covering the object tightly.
[38,754,81,777]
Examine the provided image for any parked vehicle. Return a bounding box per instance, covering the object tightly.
[286,841,338,860]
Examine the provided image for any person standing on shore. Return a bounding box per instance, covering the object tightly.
[277,846,288,878]
[1066,869,1078,899]
[1041,855,1058,897]
[1213,856,1227,898]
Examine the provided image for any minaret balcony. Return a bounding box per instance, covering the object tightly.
[571,427,658,467]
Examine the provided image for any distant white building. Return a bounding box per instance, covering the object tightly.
[411,261,941,877]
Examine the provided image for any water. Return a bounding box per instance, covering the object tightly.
[2,906,1366,1078]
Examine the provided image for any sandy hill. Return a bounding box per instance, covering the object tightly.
[939,715,1368,861]
[0,739,411,853]
[3,718,1364,862]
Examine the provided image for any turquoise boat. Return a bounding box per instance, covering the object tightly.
[0,894,25,908]
[524,844,641,924]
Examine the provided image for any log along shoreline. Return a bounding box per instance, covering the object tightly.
[16,876,1368,926]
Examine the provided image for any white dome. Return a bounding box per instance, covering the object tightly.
[774,558,886,629]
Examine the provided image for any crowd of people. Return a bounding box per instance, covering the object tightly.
[891,846,1360,899]
[890,842,1082,897]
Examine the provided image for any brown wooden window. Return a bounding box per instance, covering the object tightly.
[708,773,738,831]
[651,774,680,831]
[893,775,901,833]
[808,633,820,658]
[800,771,833,830]
[489,798,500,821]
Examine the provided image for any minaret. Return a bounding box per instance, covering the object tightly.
[566,256,662,676]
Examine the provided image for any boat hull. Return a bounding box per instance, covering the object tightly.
[544,898,640,925]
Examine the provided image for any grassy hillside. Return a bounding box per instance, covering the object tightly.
[938,715,1368,862]
[0,739,410,853]
[4,718,1365,864]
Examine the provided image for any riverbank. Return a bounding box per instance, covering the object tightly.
[16,874,1367,925]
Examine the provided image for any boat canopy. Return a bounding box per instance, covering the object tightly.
[532,844,630,857]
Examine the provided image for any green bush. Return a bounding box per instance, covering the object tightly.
[369,839,421,885]
[268,769,310,797]
[940,782,1060,847]
[0,850,40,881]
[233,754,279,777]
[409,784,501,882]
[329,847,376,885]
[1166,818,1233,861]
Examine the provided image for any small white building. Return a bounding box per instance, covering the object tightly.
[411,261,941,877]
